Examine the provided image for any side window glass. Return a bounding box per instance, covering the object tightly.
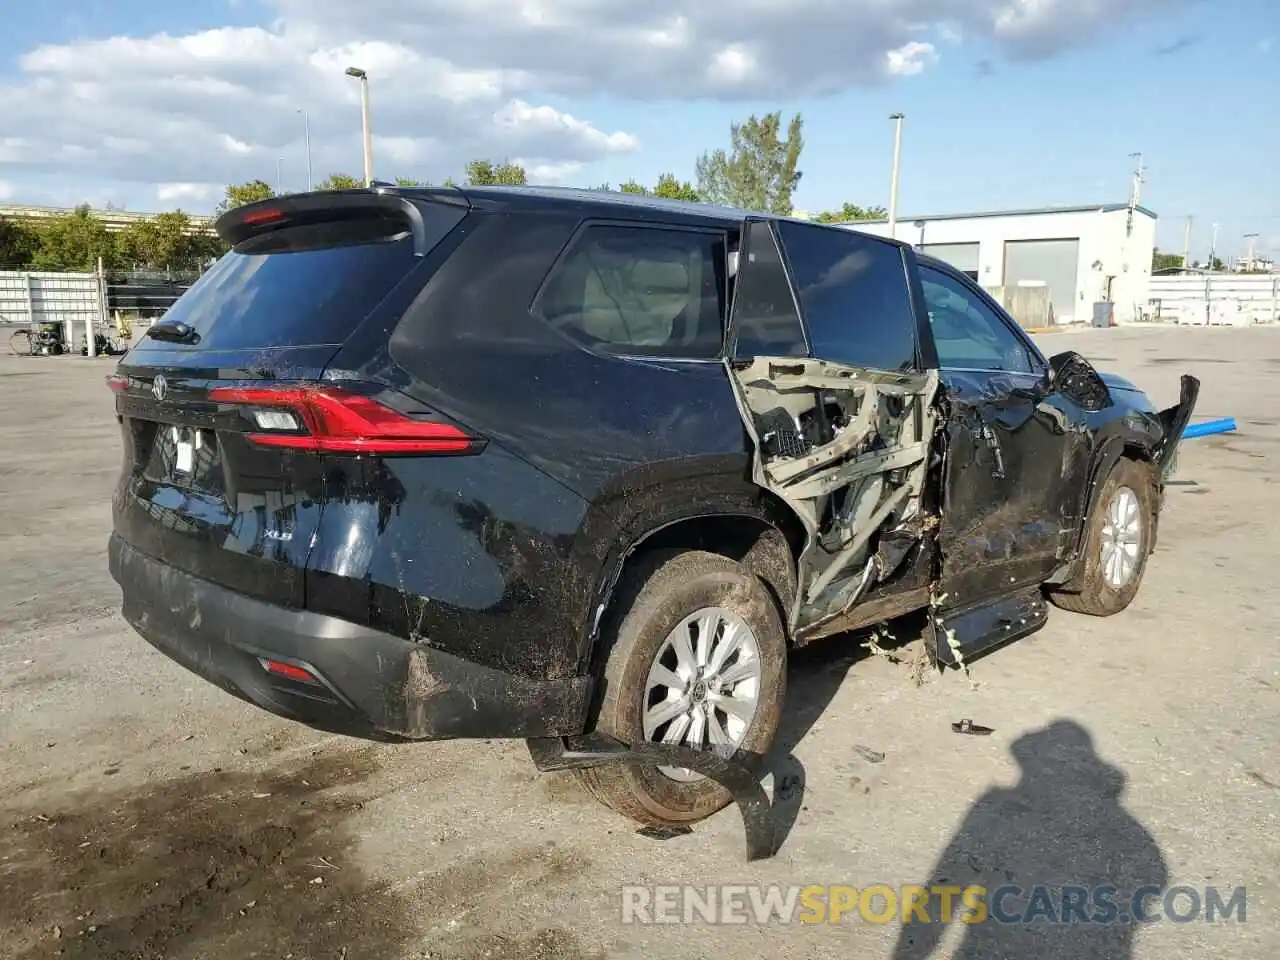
[919,266,1035,373]
[535,225,726,358]
[775,221,919,372]
[729,220,808,358]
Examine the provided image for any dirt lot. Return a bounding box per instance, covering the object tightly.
[1,326,1277,959]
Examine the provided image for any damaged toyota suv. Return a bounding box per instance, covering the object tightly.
[107,186,1197,828]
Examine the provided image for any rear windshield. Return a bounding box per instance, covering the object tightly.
[156,211,454,350]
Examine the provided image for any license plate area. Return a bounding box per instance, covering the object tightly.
[142,422,223,492]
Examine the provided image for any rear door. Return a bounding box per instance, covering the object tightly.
[724,220,940,635]
[109,192,467,609]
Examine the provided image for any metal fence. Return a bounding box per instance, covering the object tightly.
[0,270,107,353]
[1148,274,1280,326]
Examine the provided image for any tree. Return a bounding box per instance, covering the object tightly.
[618,180,648,195]
[652,174,699,202]
[316,173,362,191]
[116,211,226,273]
[0,216,39,269]
[395,176,426,187]
[29,205,119,272]
[218,180,274,214]
[465,159,527,186]
[1151,249,1184,272]
[695,111,804,215]
[813,202,886,224]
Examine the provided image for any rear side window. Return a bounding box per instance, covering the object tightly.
[729,219,808,358]
[535,224,727,358]
[776,221,919,372]
[157,208,460,350]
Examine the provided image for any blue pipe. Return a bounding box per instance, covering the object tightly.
[1181,417,1237,439]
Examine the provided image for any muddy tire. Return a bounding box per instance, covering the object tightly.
[1049,458,1157,616]
[575,550,787,827]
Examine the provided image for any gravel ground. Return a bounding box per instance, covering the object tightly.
[0,325,1276,960]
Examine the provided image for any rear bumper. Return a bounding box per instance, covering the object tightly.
[108,535,593,741]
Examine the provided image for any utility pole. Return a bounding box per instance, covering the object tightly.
[1126,152,1144,236]
[1209,222,1220,271]
[887,113,905,239]
[1182,216,1193,270]
[275,157,283,197]
[345,67,374,187]
[1243,233,1260,271]
[298,108,313,192]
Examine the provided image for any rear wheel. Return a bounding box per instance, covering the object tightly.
[1049,458,1156,616]
[575,550,787,827]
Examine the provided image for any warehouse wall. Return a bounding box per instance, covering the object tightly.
[843,207,1156,324]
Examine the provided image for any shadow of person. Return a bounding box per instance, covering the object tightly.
[893,719,1168,960]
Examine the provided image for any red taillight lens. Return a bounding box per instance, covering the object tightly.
[106,373,129,393]
[259,657,319,684]
[209,384,480,455]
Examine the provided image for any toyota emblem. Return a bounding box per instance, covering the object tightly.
[152,375,167,401]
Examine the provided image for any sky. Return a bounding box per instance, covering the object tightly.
[0,0,1276,259]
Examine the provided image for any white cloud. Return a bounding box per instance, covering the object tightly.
[0,0,1168,207]
[156,183,219,203]
[517,160,586,184]
[886,42,938,76]
[0,181,13,201]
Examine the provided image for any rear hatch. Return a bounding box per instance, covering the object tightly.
[109,190,468,609]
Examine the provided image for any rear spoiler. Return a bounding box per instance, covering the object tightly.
[215,188,470,254]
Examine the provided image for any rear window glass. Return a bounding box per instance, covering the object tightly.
[155,218,430,350]
[535,224,727,359]
[776,221,919,372]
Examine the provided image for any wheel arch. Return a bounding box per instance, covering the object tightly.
[577,487,804,677]
[1052,430,1160,589]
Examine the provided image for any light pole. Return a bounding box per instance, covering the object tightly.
[913,219,926,250]
[345,67,374,187]
[1243,232,1260,271]
[887,113,905,239]
[298,107,313,192]
[275,156,283,196]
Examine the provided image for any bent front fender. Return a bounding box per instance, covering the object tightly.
[1156,374,1200,480]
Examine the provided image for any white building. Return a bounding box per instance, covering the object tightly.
[0,203,215,235]
[839,204,1157,325]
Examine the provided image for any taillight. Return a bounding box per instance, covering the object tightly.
[208,384,481,455]
[106,373,129,393]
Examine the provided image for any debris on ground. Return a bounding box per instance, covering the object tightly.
[951,719,995,736]
[861,624,902,664]
[853,744,885,764]
[636,824,692,841]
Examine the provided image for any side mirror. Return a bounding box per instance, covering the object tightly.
[1047,350,1111,411]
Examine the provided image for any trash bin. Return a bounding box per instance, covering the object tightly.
[1092,301,1115,328]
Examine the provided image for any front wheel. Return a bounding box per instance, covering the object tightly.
[1049,458,1157,616]
[575,550,788,827]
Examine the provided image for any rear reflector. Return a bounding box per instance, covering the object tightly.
[209,384,480,455]
[259,657,320,684]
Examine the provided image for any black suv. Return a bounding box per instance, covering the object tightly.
[108,186,1197,828]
